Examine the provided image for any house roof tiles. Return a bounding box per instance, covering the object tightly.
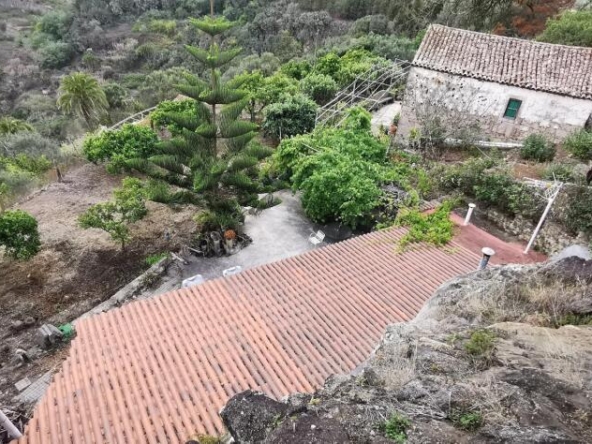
[414,25,592,100]
[16,227,492,443]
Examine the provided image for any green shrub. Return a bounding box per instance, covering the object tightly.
[300,73,338,105]
[520,134,555,162]
[148,19,177,36]
[542,163,575,182]
[395,200,455,250]
[2,154,52,175]
[37,9,73,40]
[82,51,102,71]
[263,94,317,140]
[450,409,483,431]
[0,132,60,159]
[39,41,74,69]
[82,124,159,172]
[280,59,312,80]
[464,329,496,356]
[150,99,195,135]
[564,186,592,236]
[78,178,148,248]
[563,129,592,161]
[537,10,592,47]
[0,210,41,260]
[102,83,128,109]
[380,413,411,443]
[278,114,393,229]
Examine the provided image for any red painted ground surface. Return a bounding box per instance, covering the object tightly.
[450,213,548,265]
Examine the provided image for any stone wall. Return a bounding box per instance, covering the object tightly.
[398,67,592,143]
[480,207,586,255]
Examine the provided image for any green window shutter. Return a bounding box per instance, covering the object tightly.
[504,99,522,119]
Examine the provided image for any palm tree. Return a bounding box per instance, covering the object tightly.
[0,117,34,135]
[57,72,108,128]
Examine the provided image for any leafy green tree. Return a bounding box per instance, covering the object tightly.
[300,73,338,105]
[0,117,34,135]
[150,99,196,134]
[538,10,592,47]
[78,178,147,249]
[263,94,317,140]
[82,124,159,173]
[57,72,109,127]
[274,108,393,228]
[0,210,41,260]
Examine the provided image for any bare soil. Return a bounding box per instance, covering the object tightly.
[0,163,198,419]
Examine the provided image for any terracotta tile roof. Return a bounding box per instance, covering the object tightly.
[414,24,592,100]
[16,227,486,444]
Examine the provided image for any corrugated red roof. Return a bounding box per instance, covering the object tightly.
[16,227,494,443]
[414,25,592,99]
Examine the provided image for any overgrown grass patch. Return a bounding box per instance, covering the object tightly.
[449,408,483,431]
[378,413,411,443]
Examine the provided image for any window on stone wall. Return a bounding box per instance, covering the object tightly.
[504,99,522,120]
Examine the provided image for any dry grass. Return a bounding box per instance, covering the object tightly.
[447,275,589,329]
[373,339,418,390]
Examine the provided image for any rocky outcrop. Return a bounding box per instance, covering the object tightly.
[220,258,592,443]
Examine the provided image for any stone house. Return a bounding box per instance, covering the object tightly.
[398,25,592,144]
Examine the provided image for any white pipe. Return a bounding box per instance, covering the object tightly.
[524,190,559,254]
[464,203,476,226]
[0,409,22,439]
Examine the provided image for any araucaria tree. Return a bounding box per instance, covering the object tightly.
[130,5,271,229]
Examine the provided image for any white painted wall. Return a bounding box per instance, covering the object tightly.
[399,67,592,143]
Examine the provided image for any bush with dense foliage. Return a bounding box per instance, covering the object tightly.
[0,210,41,260]
[538,10,592,47]
[0,117,34,135]
[40,41,74,69]
[542,163,576,182]
[438,158,545,221]
[274,108,403,228]
[82,124,159,172]
[520,134,555,162]
[149,99,195,135]
[563,129,592,161]
[0,132,60,159]
[263,94,317,140]
[300,73,338,104]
